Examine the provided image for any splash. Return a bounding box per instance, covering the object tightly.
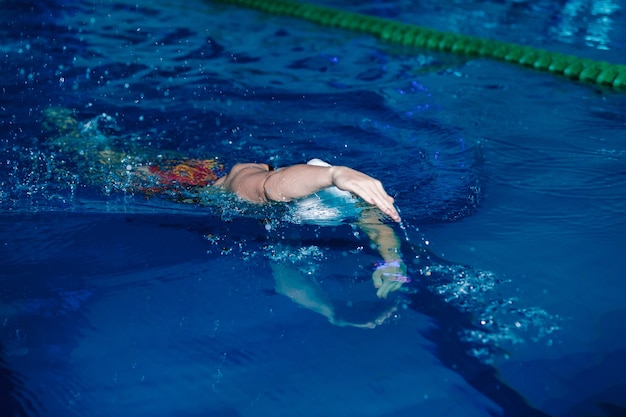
[422,263,561,363]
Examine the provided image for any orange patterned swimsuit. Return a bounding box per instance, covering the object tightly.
[143,158,226,195]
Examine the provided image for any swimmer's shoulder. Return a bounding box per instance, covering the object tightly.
[214,163,273,203]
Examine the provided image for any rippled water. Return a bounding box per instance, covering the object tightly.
[1,0,625,416]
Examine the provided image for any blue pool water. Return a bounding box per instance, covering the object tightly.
[1,0,626,416]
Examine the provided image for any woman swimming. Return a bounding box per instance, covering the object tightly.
[42,107,408,326]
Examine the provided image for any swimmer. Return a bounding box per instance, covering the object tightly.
[41,108,398,221]
[42,107,408,327]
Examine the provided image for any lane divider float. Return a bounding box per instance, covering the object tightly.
[212,0,626,89]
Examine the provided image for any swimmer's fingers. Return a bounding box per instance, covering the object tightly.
[331,167,400,222]
[372,269,384,289]
[376,280,404,299]
[372,267,408,299]
[355,182,399,222]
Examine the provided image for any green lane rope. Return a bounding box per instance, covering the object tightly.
[211,0,626,89]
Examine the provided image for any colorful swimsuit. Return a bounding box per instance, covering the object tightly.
[140,158,226,197]
[147,158,225,187]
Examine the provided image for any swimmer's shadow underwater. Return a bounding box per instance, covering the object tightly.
[173,215,552,417]
[179,213,493,336]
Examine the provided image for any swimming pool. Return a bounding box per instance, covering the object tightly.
[1,0,625,416]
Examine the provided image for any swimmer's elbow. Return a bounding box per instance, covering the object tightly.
[263,172,302,202]
[263,181,293,202]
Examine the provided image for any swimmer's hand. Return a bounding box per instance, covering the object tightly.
[330,166,401,222]
[372,259,408,299]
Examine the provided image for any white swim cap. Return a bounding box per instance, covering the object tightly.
[307,158,332,167]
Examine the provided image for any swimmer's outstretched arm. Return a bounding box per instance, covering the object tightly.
[217,163,407,299]
[358,210,407,299]
[216,163,401,222]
